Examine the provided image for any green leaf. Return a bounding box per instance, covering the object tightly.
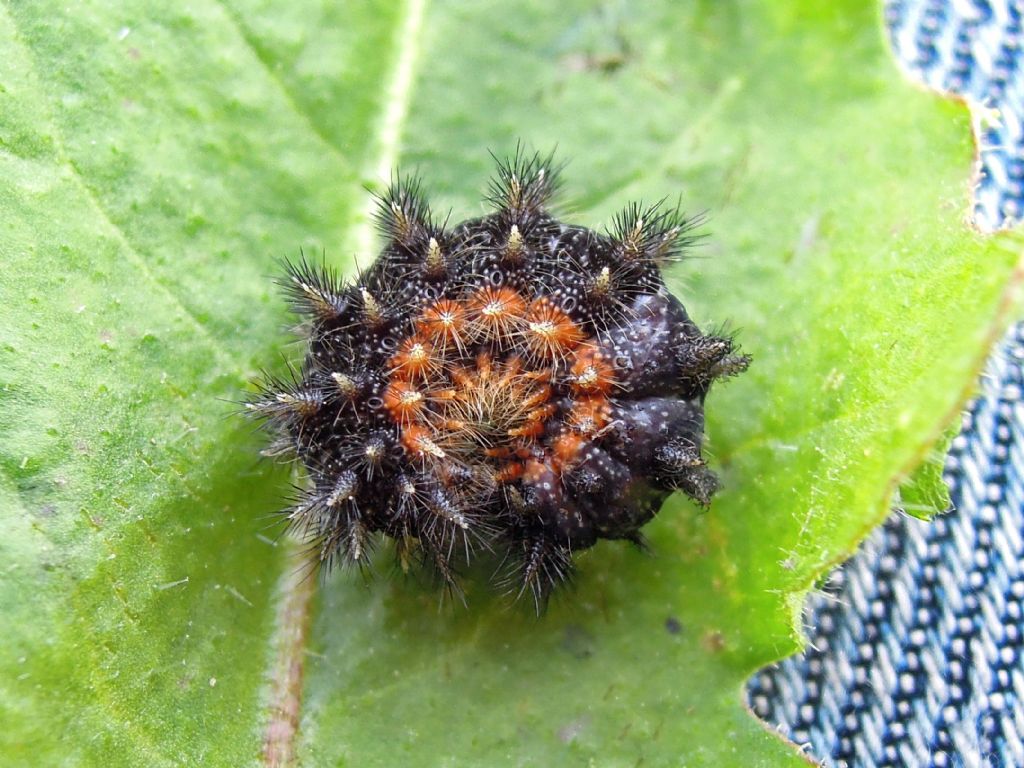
[896,422,959,520]
[1,2,1019,767]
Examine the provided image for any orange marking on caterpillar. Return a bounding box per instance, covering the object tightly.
[467,286,527,342]
[389,335,441,381]
[570,347,616,395]
[383,380,427,424]
[552,432,585,469]
[416,299,469,351]
[522,298,584,360]
[568,396,613,436]
[401,424,446,459]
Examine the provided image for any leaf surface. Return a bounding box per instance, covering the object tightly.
[0,1,1019,766]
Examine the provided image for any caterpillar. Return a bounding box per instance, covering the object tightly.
[247,148,749,613]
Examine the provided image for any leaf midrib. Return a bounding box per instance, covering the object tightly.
[254,0,429,763]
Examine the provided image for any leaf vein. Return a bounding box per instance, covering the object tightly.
[210,0,359,177]
[257,1,428,763]
[1,6,241,373]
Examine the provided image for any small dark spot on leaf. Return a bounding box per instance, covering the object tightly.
[560,51,628,74]
[701,629,725,653]
[664,616,683,635]
[561,623,595,660]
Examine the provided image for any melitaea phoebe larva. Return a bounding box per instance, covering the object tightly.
[246,148,749,612]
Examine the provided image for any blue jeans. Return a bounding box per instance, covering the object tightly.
[747,3,1024,766]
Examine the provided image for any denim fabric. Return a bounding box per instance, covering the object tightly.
[887,0,1024,232]
[745,2,1024,766]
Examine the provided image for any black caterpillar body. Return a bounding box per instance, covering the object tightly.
[248,150,748,611]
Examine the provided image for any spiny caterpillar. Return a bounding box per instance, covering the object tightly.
[247,149,749,612]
